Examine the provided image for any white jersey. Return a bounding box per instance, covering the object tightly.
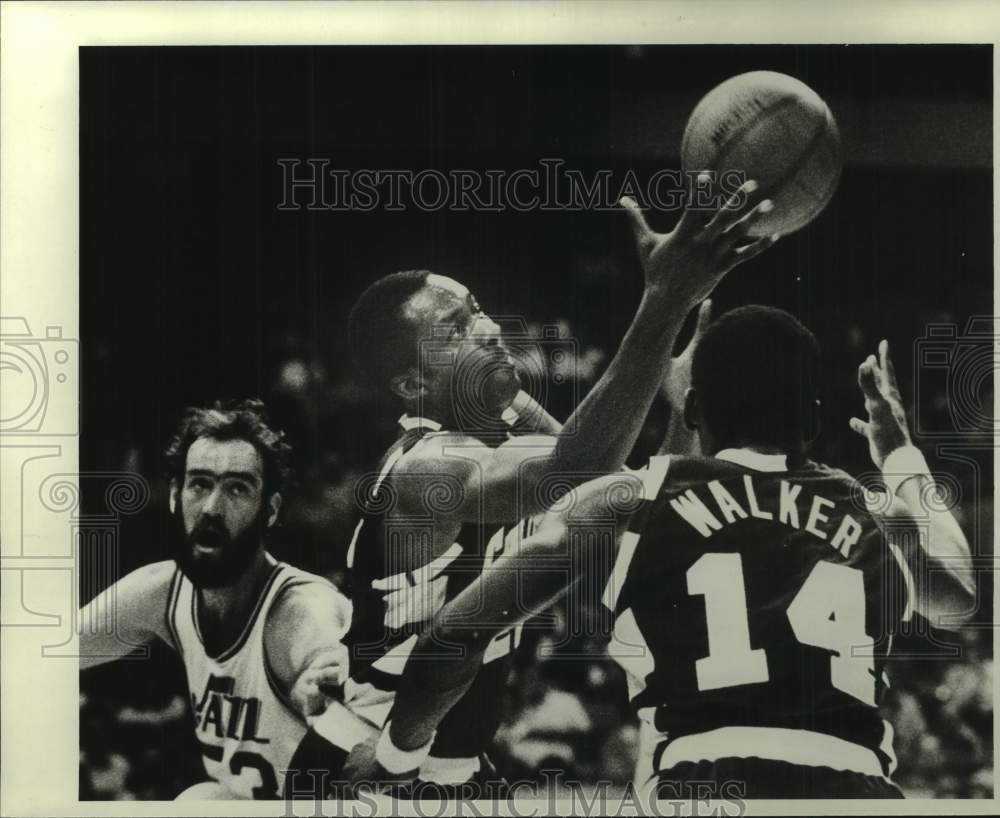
[166,561,341,799]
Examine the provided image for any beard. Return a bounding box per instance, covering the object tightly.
[169,499,268,589]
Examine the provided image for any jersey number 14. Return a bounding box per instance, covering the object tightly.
[686,553,876,705]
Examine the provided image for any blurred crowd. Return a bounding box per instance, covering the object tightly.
[80,310,993,800]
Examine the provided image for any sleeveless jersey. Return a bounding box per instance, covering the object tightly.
[605,451,913,779]
[166,560,342,799]
[344,415,529,766]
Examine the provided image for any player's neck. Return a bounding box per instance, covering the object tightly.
[198,551,273,639]
[402,399,511,439]
[711,438,802,458]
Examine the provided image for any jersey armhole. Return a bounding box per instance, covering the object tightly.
[163,568,183,656]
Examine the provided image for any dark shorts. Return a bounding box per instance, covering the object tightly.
[655,757,904,800]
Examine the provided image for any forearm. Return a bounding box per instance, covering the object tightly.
[386,525,583,753]
[884,446,974,624]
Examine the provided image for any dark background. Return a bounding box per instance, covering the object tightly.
[79,45,993,799]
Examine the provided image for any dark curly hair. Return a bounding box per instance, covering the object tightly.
[346,269,432,392]
[692,305,821,451]
[163,399,293,498]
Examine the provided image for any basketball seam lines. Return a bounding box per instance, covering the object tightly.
[695,95,801,174]
[765,109,839,224]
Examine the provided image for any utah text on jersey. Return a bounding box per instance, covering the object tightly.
[167,562,336,799]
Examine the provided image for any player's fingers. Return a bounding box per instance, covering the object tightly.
[721,199,774,247]
[879,339,902,398]
[704,179,760,237]
[849,417,870,437]
[857,356,883,402]
[676,172,711,236]
[620,196,655,251]
[727,233,777,267]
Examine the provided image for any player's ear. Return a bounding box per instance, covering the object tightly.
[169,480,179,514]
[266,492,282,528]
[389,368,425,401]
[683,387,701,431]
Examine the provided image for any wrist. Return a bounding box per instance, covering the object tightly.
[375,722,434,775]
[637,290,690,343]
[881,444,930,496]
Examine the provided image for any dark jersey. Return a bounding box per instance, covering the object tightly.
[345,416,525,761]
[607,453,912,777]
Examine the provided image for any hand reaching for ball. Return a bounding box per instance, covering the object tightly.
[622,177,779,308]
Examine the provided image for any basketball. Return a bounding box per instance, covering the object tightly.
[681,71,842,237]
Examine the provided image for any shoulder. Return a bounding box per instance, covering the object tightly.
[266,570,352,640]
[657,454,742,493]
[113,560,180,645]
[395,431,489,470]
[119,559,178,598]
[391,431,493,501]
[263,570,352,692]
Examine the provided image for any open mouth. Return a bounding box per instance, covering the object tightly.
[193,542,223,556]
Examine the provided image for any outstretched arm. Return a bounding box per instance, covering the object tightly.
[267,583,380,799]
[350,472,642,782]
[79,560,176,670]
[850,340,975,627]
[401,185,774,524]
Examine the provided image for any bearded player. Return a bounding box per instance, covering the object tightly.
[348,209,974,799]
[290,182,779,797]
[79,400,376,799]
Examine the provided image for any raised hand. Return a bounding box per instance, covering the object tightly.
[621,177,778,307]
[849,339,913,468]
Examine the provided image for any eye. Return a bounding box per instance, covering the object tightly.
[228,482,251,497]
[186,477,211,492]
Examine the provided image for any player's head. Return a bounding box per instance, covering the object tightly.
[686,305,821,456]
[347,270,520,426]
[164,399,292,588]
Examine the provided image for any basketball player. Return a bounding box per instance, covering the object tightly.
[349,301,974,798]
[79,400,376,799]
[291,182,779,797]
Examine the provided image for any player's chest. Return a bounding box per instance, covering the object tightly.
[186,662,279,744]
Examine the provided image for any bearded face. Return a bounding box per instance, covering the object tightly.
[170,437,277,589]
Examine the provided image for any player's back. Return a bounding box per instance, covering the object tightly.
[606,449,911,797]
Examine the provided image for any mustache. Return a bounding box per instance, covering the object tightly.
[188,516,230,546]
